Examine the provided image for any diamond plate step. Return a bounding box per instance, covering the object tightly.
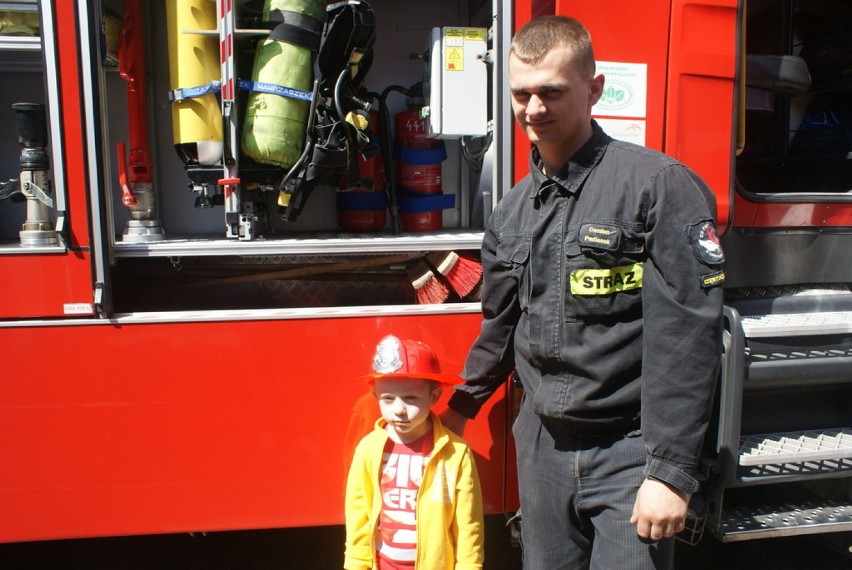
[740,311,852,338]
[719,499,852,541]
[739,428,852,467]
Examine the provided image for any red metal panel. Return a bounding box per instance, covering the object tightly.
[54,0,92,251]
[513,0,534,184]
[531,0,554,18]
[0,1,97,319]
[0,312,510,543]
[738,199,852,228]
[665,0,738,231]
[557,0,671,154]
[513,0,671,182]
[550,1,737,230]
[0,252,94,318]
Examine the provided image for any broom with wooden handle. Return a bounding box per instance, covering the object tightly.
[426,251,483,298]
[405,259,449,304]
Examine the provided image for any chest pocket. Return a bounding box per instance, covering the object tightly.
[564,222,645,319]
[496,233,531,304]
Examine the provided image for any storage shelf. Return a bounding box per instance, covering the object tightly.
[809,77,852,95]
[0,241,65,255]
[0,36,41,72]
[0,35,39,51]
[112,230,486,258]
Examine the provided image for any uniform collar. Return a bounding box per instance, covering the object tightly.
[527,120,612,199]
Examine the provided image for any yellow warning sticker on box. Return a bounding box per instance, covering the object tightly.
[443,28,485,71]
[445,47,464,71]
[465,29,486,41]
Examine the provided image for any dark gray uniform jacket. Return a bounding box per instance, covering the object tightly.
[448,122,724,494]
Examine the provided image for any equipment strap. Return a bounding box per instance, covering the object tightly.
[238,79,314,102]
[336,191,387,211]
[168,81,222,102]
[394,145,448,165]
[397,192,456,213]
[319,0,375,85]
[267,10,323,52]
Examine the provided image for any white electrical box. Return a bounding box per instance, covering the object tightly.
[425,27,489,138]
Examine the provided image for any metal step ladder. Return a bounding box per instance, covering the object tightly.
[719,500,852,541]
[740,429,852,469]
[718,429,852,541]
[709,290,852,542]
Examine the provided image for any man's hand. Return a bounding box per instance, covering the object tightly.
[438,408,468,436]
[629,478,689,541]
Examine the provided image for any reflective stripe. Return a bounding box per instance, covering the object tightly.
[570,263,643,295]
[701,270,725,288]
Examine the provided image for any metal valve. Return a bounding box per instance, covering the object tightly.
[12,102,58,247]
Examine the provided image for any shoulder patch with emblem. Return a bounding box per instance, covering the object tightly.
[687,220,724,265]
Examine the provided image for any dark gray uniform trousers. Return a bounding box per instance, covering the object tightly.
[513,399,675,570]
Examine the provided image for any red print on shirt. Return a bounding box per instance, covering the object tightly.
[377,432,434,569]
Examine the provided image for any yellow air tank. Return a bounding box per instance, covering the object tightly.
[165,0,223,166]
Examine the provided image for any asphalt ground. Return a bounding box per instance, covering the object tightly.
[0,517,848,569]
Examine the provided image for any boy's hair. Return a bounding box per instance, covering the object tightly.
[510,15,596,76]
[372,377,440,393]
[373,380,442,406]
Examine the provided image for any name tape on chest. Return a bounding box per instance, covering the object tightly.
[578,223,621,251]
[570,263,643,295]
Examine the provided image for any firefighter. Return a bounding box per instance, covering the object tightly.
[440,15,724,570]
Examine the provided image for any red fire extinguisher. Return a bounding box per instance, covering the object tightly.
[337,111,387,232]
[394,99,452,232]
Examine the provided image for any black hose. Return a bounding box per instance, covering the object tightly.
[378,84,409,234]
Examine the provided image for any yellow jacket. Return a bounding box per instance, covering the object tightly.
[344,412,484,570]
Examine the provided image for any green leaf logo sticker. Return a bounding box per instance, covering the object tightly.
[601,86,625,105]
[596,80,634,111]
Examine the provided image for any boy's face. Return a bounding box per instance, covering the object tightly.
[373,377,441,443]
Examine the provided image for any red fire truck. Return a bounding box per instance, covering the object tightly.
[0,0,850,551]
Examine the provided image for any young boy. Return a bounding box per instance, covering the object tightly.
[344,335,484,570]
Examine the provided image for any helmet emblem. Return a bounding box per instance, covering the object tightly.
[372,335,404,374]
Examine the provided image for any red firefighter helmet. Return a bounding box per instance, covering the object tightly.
[360,335,462,385]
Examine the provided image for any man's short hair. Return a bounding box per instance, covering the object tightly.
[510,15,596,75]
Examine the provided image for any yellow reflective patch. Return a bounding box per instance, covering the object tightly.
[570,264,643,295]
[701,270,725,288]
